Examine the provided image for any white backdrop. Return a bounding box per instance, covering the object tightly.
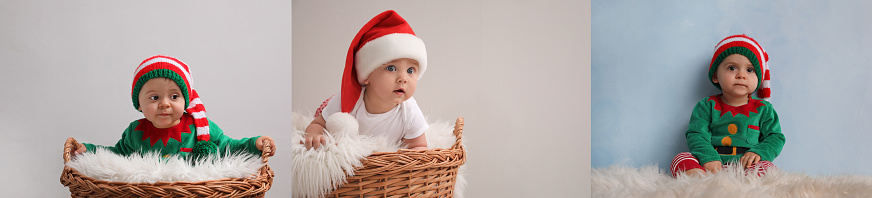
[0,1,292,197]
[292,1,591,197]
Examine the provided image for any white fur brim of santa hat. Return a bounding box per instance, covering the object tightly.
[355,33,427,84]
[340,10,428,113]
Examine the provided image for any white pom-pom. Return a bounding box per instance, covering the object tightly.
[325,113,359,136]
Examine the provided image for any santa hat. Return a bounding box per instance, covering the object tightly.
[709,34,771,100]
[340,10,427,112]
[132,55,217,155]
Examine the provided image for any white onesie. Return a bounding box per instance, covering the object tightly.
[321,88,428,143]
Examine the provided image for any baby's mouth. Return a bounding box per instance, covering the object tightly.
[393,89,405,94]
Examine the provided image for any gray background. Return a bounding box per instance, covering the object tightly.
[292,1,591,197]
[0,1,293,197]
[593,0,872,175]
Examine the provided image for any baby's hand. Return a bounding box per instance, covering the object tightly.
[71,142,86,157]
[256,136,276,157]
[703,161,723,174]
[740,152,761,169]
[303,129,328,150]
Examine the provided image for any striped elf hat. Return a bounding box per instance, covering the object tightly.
[709,34,771,100]
[132,55,217,155]
[341,10,427,113]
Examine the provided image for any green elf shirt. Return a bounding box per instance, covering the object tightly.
[686,94,786,165]
[83,114,261,158]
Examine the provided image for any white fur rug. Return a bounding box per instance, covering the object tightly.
[290,112,466,198]
[66,148,263,183]
[593,165,872,198]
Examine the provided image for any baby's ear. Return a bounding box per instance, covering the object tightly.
[711,73,719,84]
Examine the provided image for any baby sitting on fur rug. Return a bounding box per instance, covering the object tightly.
[671,35,785,177]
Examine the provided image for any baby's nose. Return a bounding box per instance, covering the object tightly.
[397,75,408,83]
[159,100,171,108]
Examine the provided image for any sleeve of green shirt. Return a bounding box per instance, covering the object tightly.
[686,99,721,165]
[746,103,785,161]
[208,120,262,156]
[83,121,139,156]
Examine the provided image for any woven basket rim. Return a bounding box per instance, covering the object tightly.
[61,137,274,197]
[327,116,466,197]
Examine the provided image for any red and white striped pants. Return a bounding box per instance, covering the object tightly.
[670,152,776,177]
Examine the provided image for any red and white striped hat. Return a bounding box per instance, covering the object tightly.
[709,34,771,100]
[340,10,427,113]
[132,55,212,144]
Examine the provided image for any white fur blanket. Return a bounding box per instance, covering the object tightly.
[66,148,263,183]
[291,112,466,198]
[593,165,872,198]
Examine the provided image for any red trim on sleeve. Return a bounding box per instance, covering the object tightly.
[180,148,192,152]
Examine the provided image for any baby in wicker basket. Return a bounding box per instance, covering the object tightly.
[70,55,276,159]
[304,10,429,150]
[670,35,785,177]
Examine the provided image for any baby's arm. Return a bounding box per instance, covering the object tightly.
[76,121,139,156]
[747,106,785,162]
[208,121,262,155]
[686,100,722,169]
[403,133,427,150]
[303,114,328,149]
[403,100,428,150]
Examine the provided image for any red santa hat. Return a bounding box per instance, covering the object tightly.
[340,10,428,112]
[132,55,216,154]
[709,34,771,100]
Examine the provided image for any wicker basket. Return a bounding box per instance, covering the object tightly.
[60,137,274,198]
[325,117,466,198]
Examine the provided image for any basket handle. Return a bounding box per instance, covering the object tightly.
[63,137,80,163]
[452,117,464,149]
[260,140,272,164]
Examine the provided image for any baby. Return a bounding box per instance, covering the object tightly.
[72,55,275,159]
[670,35,786,177]
[304,10,429,150]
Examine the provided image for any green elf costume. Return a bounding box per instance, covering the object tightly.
[82,55,261,159]
[670,34,786,177]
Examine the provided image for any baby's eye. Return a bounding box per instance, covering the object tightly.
[406,67,416,74]
[171,94,180,100]
[727,66,737,71]
[746,68,755,73]
[149,96,159,100]
[386,65,396,72]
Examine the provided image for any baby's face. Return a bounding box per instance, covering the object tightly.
[363,58,419,106]
[712,54,759,99]
[138,78,186,128]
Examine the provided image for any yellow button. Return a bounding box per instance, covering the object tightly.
[728,124,737,134]
[721,136,732,146]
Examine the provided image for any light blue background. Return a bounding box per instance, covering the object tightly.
[593,0,872,174]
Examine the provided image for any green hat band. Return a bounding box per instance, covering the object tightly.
[132,69,190,111]
[708,46,763,91]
